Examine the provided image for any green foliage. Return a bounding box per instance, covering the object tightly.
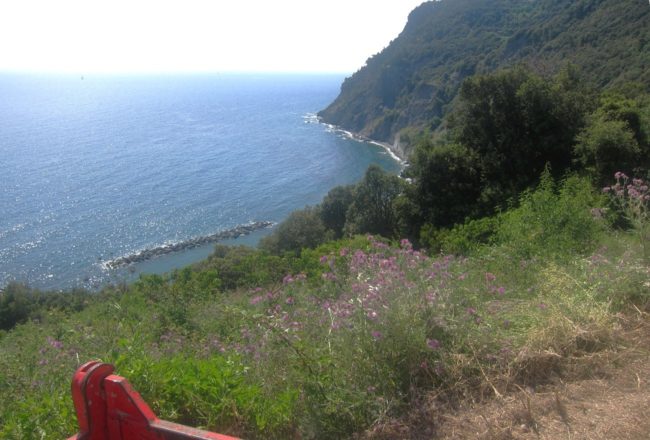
[0,283,33,330]
[116,354,297,436]
[452,67,593,207]
[403,68,602,242]
[496,171,605,259]
[422,216,499,256]
[0,283,90,331]
[574,119,640,181]
[202,245,293,290]
[344,164,403,237]
[318,0,650,148]
[1,209,646,438]
[404,141,482,233]
[260,207,330,256]
[574,93,650,183]
[319,185,355,239]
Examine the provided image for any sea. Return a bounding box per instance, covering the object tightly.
[0,73,401,291]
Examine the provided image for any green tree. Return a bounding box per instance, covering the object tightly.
[451,66,593,208]
[344,165,403,237]
[574,119,641,183]
[260,207,329,255]
[574,92,650,183]
[403,141,482,232]
[319,185,355,239]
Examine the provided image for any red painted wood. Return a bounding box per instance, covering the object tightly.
[67,362,240,440]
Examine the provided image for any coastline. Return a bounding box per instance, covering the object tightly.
[306,113,407,166]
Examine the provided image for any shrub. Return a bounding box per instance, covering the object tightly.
[422,216,499,255]
[574,119,641,182]
[496,171,605,259]
[260,207,330,255]
[115,354,298,437]
[0,283,33,330]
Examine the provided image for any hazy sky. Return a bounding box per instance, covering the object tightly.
[0,0,426,74]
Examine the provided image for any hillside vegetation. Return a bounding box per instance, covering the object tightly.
[2,71,650,435]
[2,69,650,440]
[1,173,650,438]
[318,0,650,151]
[3,1,650,438]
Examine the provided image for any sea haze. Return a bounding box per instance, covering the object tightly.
[0,73,401,290]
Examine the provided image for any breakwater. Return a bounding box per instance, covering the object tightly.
[103,221,273,269]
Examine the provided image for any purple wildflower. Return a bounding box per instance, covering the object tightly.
[426,338,441,350]
[47,337,63,349]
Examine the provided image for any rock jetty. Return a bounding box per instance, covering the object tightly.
[104,221,273,269]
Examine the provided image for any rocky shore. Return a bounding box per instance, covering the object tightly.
[320,120,407,165]
[104,221,273,269]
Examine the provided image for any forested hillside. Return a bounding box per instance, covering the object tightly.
[318,0,650,151]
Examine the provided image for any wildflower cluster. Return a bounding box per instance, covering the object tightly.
[603,172,650,202]
[604,172,650,260]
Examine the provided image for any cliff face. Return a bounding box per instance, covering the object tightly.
[318,0,650,148]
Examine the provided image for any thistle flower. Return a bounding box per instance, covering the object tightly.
[250,296,264,305]
[47,337,63,349]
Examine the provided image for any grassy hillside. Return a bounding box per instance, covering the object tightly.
[2,173,649,438]
[318,0,650,151]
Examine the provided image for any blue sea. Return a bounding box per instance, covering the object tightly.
[0,73,401,290]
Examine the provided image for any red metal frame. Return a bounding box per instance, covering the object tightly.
[67,361,240,440]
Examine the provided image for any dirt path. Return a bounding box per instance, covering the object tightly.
[436,314,650,440]
[364,313,650,439]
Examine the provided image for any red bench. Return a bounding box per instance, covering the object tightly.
[67,361,239,440]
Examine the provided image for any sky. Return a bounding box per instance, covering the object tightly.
[0,0,426,74]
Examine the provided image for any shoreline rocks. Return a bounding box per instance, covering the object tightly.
[104,221,273,269]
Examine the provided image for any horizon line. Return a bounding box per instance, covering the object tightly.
[0,68,355,76]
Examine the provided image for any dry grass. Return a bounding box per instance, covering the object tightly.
[361,309,650,439]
